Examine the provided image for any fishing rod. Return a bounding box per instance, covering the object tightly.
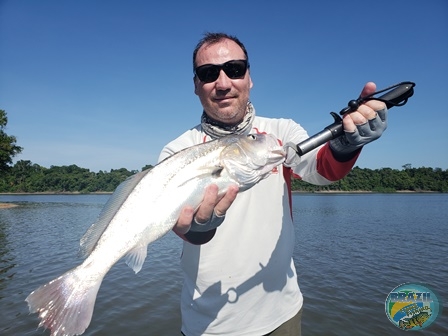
[287,81,416,156]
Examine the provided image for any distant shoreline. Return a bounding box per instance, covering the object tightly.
[0,190,437,197]
[0,192,113,209]
[0,191,113,195]
[292,190,436,194]
[1,190,437,195]
[0,190,440,210]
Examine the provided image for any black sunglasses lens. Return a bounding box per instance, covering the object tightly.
[195,60,248,83]
[196,65,220,83]
[223,60,247,79]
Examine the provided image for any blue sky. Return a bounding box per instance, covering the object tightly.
[1,0,447,172]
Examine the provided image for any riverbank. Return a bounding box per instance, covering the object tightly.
[0,192,113,209]
[0,191,113,195]
[292,189,438,194]
[0,202,18,209]
[1,190,438,196]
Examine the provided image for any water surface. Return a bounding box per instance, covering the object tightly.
[0,193,446,335]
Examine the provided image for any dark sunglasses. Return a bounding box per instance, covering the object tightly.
[195,59,249,83]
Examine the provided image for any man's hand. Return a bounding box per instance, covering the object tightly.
[330,82,388,157]
[173,184,239,235]
[342,82,386,131]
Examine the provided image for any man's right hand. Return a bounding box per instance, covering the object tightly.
[173,184,239,235]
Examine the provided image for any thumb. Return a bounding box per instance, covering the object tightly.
[360,82,377,98]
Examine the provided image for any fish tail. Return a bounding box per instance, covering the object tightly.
[26,266,103,336]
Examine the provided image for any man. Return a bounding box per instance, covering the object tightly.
[158,32,386,336]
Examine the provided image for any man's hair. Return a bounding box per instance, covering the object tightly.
[192,32,249,72]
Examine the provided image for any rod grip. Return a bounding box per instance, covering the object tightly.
[380,82,415,108]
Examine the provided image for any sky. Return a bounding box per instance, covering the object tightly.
[1,0,447,172]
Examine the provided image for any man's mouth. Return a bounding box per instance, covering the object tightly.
[213,94,236,101]
[215,97,233,101]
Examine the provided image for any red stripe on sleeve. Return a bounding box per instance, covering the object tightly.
[316,143,361,182]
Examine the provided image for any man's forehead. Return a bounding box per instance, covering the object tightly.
[197,39,245,61]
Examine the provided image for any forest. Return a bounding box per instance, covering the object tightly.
[1,109,446,194]
[1,160,447,193]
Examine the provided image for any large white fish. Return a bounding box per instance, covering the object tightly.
[26,133,286,336]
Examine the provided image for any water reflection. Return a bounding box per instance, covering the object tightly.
[0,214,15,300]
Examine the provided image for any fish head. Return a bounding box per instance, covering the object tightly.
[416,312,431,323]
[220,133,286,189]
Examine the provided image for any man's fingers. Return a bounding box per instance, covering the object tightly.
[359,82,386,114]
[194,184,219,223]
[175,184,239,235]
[214,185,239,217]
[364,99,386,114]
[343,102,386,132]
[174,207,194,235]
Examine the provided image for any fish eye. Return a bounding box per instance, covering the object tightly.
[247,134,257,140]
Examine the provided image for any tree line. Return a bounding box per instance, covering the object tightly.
[1,159,446,193]
[0,160,154,193]
[1,109,22,172]
[1,109,447,193]
[291,165,447,193]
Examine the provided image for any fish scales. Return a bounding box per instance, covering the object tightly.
[26,133,286,336]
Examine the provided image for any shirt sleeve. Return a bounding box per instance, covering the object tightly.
[278,118,360,185]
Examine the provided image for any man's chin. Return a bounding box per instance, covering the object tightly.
[207,110,240,125]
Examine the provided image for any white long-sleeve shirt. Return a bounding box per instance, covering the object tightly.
[158,116,359,336]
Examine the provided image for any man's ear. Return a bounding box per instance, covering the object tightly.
[194,76,199,96]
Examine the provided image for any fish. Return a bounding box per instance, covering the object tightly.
[25,133,286,336]
[398,311,431,329]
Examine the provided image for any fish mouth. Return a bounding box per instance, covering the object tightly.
[265,146,286,165]
[272,146,287,158]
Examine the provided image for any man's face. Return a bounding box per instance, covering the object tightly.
[194,39,253,125]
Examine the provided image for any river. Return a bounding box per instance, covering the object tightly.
[0,193,447,335]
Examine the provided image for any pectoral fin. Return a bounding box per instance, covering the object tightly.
[177,166,223,188]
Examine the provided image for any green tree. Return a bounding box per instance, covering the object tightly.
[0,109,23,173]
[141,164,154,172]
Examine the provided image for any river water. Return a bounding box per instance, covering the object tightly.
[0,193,447,335]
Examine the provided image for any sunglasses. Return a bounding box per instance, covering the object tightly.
[195,59,249,83]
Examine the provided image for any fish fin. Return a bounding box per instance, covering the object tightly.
[177,166,223,188]
[26,266,103,336]
[79,169,151,258]
[125,245,148,274]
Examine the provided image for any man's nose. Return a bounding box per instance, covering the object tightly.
[214,70,232,90]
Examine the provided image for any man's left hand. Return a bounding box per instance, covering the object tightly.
[342,82,386,132]
[330,81,388,155]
